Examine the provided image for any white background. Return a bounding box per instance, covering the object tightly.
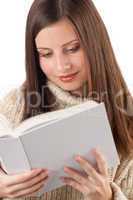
[0,1,133,98]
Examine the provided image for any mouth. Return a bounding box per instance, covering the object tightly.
[59,72,79,82]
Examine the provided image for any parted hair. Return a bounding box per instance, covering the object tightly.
[23,0,133,156]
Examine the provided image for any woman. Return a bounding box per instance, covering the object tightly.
[0,0,133,199]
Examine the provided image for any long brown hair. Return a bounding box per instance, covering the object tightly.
[23,0,133,156]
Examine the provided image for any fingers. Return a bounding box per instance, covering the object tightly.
[6,168,47,186]
[7,170,49,194]
[8,178,47,198]
[61,177,89,196]
[63,167,88,185]
[91,148,108,176]
[60,148,110,198]
[62,148,109,187]
[74,155,101,181]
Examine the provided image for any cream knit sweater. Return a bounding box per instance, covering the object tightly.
[0,81,133,200]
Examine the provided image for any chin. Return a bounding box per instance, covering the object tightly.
[59,82,83,92]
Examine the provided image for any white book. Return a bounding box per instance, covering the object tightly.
[0,100,120,196]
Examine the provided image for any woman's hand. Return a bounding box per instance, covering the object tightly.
[60,148,112,200]
[0,167,49,198]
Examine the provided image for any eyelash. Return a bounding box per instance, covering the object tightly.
[39,45,80,58]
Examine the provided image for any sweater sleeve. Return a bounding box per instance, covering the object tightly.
[0,87,25,129]
[110,182,128,200]
[111,156,133,200]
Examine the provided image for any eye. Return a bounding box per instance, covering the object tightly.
[67,45,80,53]
[39,52,52,58]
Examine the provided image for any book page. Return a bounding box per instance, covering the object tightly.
[0,137,30,174]
[14,100,98,137]
[19,103,120,195]
[0,114,13,138]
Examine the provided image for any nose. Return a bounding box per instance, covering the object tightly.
[55,53,72,72]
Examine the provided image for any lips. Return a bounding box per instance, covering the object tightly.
[59,72,78,78]
[59,72,79,82]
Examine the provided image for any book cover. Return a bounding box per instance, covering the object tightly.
[0,101,120,196]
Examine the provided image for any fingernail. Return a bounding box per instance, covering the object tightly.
[34,168,43,172]
[75,155,81,161]
[31,168,42,174]
[43,169,48,174]
[64,167,68,171]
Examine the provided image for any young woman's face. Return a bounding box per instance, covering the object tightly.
[35,18,91,95]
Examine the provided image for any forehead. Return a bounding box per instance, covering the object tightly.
[35,18,79,48]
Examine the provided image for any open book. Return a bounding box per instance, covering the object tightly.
[0,100,120,196]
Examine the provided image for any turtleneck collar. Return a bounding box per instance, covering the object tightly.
[47,80,90,108]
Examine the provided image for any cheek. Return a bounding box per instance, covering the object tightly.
[39,58,53,75]
[73,52,86,67]
[78,52,89,72]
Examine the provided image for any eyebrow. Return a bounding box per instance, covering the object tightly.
[37,39,79,50]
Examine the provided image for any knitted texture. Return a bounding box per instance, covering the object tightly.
[0,81,133,200]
